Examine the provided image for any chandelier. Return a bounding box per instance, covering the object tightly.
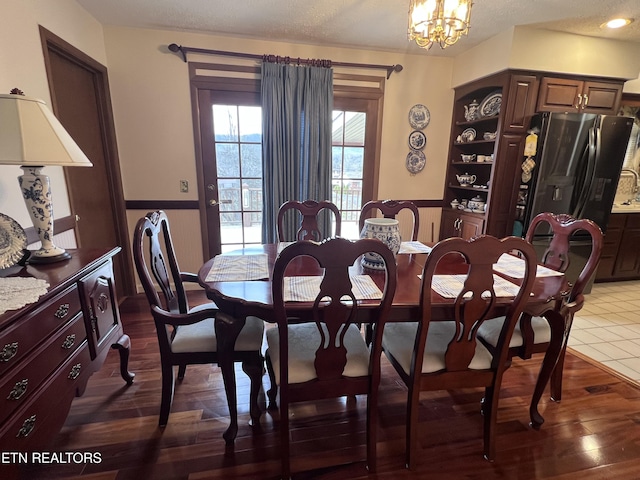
[408,0,473,50]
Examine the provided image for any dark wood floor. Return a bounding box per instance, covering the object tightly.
[17,293,640,479]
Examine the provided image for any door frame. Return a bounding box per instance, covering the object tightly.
[189,62,385,259]
[40,26,135,297]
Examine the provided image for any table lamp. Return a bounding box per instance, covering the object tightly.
[0,88,92,263]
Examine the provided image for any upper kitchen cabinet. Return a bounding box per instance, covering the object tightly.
[537,76,624,114]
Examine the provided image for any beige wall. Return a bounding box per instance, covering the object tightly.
[0,0,106,228]
[102,26,454,270]
[102,26,454,204]
[452,26,640,88]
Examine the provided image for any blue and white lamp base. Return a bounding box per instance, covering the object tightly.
[19,166,71,264]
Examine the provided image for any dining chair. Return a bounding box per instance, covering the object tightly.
[265,237,397,477]
[359,199,420,241]
[382,235,537,468]
[276,199,341,242]
[478,212,603,403]
[132,210,265,441]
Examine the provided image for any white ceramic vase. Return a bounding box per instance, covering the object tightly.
[360,218,401,270]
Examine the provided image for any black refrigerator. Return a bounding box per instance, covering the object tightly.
[514,112,633,290]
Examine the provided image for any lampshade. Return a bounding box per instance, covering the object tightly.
[408,0,473,50]
[0,90,93,264]
[0,93,93,167]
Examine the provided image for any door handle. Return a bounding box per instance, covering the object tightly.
[576,93,583,109]
[209,199,218,206]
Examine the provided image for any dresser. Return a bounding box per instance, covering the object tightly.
[0,248,133,454]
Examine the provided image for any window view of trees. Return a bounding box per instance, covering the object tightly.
[211,106,366,248]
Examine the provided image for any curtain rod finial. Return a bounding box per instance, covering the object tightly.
[168,43,187,62]
[387,64,403,79]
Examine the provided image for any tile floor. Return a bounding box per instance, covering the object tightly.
[569,279,640,384]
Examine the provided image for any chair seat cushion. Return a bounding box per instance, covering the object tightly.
[171,313,264,353]
[266,322,369,385]
[382,321,494,375]
[477,316,550,348]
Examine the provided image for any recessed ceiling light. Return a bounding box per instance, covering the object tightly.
[601,18,633,29]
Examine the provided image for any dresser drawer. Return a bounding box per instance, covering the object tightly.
[0,285,82,376]
[0,313,87,425]
[0,341,91,452]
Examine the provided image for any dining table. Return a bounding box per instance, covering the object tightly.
[197,240,570,442]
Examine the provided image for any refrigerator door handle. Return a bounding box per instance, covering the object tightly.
[573,125,598,218]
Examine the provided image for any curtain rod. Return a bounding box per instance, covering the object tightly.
[168,43,403,79]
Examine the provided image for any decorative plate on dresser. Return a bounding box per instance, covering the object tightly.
[0,213,27,270]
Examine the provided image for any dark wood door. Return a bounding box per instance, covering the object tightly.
[40,27,134,298]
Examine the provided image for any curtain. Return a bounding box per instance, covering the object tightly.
[261,61,333,243]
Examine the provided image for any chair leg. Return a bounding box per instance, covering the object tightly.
[242,354,264,425]
[280,397,290,480]
[550,345,567,402]
[366,389,377,473]
[405,387,421,470]
[265,351,278,409]
[550,312,575,402]
[177,364,187,380]
[482,385,499,462]
[159,363,175,427]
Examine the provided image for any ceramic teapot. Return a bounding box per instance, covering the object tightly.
[464,99,479,122]
[456,173,477,185]
[468,195,485,210]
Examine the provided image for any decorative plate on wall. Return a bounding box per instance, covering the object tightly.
[0,213,27,269]
[406,150,426,174]
[408,130,427,150]
[408,104,430,129]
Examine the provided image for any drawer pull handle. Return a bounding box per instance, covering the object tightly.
[61,334,76,350]
[16,414,36,438]
[55,303,70,319]
[68,363,82,380]
[7,379,28,400]
[1,342,18,362]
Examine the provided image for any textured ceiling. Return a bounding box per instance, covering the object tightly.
[75,0,640,56]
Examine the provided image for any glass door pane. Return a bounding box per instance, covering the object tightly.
[332,110,366,239]
[212,104,263,252]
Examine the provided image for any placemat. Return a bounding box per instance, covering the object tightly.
[284,274,382,302]
[431,274,526,298]
[204,253,269,282]
[494,253,563,278]
[398,241,432,254]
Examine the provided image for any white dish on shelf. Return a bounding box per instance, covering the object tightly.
[472,208,485,214]
[459,128,476,142]
[479,91,502,117]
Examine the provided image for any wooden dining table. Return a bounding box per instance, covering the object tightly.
[198,242,570,442]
